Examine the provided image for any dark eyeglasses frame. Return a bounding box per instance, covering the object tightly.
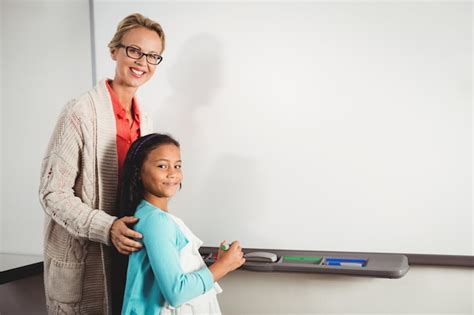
[117,43,163,65]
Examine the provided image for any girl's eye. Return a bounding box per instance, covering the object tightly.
[158,165,167,169]
[175,165,182,169]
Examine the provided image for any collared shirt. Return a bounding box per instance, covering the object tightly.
[106,80,141,181]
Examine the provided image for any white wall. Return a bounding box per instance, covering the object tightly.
[217,266,472,314]
[471,4,474,305]
[1,0,92,255]
[0,0,4,253]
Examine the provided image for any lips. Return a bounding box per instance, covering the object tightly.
[130,67,145,78]
[163,182,179,187]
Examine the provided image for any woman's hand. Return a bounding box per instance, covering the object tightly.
[110,216,143,255]
[209,240,245,282]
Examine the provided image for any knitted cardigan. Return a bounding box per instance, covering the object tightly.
[39,80,153,314]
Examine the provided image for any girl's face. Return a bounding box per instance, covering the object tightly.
[111,27,163,89]
[141,144,182,202]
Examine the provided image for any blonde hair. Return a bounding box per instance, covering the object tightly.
[108,13,165,54]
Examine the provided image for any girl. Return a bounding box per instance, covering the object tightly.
[119,133,245,314]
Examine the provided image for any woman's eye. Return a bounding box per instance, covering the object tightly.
[127,47,142,58]
[175,165,182,169]
[158,165,167,169]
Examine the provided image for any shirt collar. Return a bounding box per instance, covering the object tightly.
[106,79,141,123]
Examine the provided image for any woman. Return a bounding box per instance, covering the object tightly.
[39,13,164,314]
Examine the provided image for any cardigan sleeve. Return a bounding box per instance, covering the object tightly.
[141,211,214,307]
[39,101,116,245]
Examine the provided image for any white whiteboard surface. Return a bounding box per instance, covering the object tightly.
[93,1,472,255]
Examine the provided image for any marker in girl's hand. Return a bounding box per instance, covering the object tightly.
[220,243,230,251]
[215,241,230,260]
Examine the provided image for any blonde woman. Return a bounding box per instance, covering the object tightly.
[39,13,164,314]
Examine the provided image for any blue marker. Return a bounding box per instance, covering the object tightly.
[325,257,368,267]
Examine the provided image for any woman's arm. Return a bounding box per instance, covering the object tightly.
[142,212,214,308]
[39,102,116,245]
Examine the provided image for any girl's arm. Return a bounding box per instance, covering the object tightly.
[142,212,214,307]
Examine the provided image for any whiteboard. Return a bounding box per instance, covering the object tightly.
[93,1,472,255]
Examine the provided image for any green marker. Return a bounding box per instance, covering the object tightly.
[220,243,230,251]
[283,256,322,264]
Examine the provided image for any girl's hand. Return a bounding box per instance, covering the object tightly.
[209,240,245,282]
[219,241,245,271]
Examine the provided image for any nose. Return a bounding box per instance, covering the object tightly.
[167,169,178,178]
[134,58,144,66]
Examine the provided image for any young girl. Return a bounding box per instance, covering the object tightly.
[119,133,245,314]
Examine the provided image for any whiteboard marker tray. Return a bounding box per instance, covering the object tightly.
[200,247,409,279]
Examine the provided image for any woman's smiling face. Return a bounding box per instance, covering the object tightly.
[111,27,163,88]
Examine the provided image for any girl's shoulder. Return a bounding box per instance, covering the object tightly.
[135,201,177,230]
[135,205,187,247]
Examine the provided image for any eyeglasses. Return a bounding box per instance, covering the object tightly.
[117,44,163,65]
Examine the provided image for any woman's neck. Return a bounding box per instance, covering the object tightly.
[109,79,137,113]
[144,193,169,212]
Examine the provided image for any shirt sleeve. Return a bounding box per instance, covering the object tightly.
[141,211,214,307]
[39,101,116,245]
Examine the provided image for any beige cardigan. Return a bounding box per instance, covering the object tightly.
[39,80,153,314]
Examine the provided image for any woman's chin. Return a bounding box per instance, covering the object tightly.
[127,78,146,88]
[116,73,149,88]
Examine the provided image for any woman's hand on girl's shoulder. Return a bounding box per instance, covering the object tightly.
[110,216,143,255]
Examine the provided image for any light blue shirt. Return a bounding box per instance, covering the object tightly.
[121,200,214,315]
